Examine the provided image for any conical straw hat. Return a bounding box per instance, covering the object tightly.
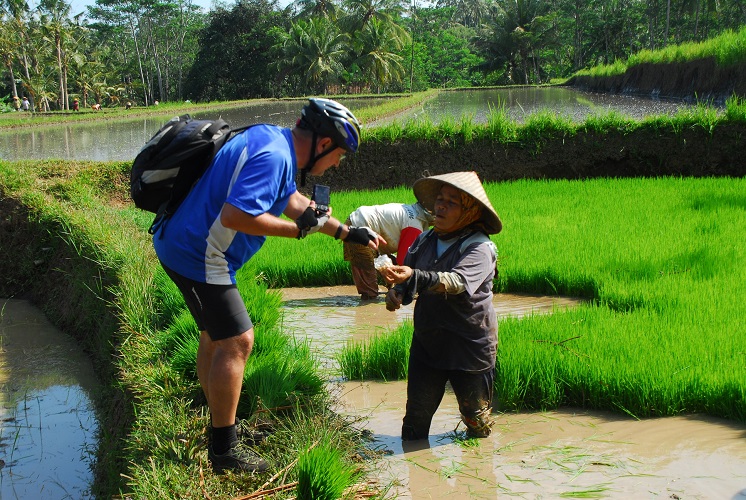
[413,171,502,234]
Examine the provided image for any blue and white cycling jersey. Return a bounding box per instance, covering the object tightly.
[154,125,297,285]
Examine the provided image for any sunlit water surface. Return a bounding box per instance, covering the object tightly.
[0,89,703,162]
[0,299,99,499]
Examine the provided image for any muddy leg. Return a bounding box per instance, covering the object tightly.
[450,369,494,438]
[402,356,448,440]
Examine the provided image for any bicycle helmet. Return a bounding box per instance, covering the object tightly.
[300,98,361,153]
[297,98,362,186]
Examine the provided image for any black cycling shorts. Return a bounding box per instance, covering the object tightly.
[161,263,253,341]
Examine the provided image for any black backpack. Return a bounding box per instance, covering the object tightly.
[130,114,256,234]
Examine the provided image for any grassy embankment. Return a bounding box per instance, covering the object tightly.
[573,24,746,78]
[0,90,438,130]
[1,93,744,497]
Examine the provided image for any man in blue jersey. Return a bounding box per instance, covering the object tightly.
[153,98,385,474]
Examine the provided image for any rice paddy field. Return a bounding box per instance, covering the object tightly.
[1,157,744,497]
[255,176,746,421]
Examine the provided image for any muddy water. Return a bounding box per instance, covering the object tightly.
[280,285,582,372]
[337,381,746,499]
[279,286,746,499]
[0,299,99,499]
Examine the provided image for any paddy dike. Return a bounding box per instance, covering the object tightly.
[327,122,745,191]
[322,58,746,192]
[566,57,746,105]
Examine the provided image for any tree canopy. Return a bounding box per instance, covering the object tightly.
[1,0,743,108]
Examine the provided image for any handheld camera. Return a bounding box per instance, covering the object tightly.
[312,184,331,215]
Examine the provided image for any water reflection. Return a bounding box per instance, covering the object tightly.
[0,97,382,162]
[0,89,702,162]
[396,87,702,124]
[0,299,99,499]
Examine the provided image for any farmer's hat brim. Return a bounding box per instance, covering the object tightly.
[413,171,502,234]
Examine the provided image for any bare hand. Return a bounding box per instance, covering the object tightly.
[380,265,412,285]
[385,288,403,311]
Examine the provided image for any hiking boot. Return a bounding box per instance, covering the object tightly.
[208,443,269,474]
[235,418,270,447]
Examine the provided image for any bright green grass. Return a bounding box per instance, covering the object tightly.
[317,177,746,421]
[337,321,413,381]
[575,25,746,78]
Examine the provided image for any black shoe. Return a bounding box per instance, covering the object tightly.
[208,443,269,474]
[235,418,270,447]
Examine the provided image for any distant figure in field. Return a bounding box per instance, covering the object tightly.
[21,96,30,111]
[126,101,132,110]
[91,103,101,111]
[153,100,159,106]
[72,98,79,112]
[12,96,20,111]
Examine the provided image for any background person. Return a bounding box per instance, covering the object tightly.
[21,96,29,111]
[381,171,502,441]
[152,98,385,474]
[343,202,434,299]
[12,95,20,111]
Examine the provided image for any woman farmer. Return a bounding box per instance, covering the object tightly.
[381,171,502,441]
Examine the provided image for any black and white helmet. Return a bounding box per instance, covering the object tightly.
[300,98,361,153]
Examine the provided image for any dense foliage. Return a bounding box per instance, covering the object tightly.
[1,0,745,108]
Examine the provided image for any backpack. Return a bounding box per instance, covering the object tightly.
[130,114,256,234]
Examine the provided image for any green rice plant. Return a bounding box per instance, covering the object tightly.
[724,94,746,123]
[458,114,478,143]
[579,110,636,134]
[333,176,746,421]
[152,268,186,328]
[296,440,358,500]
[158,308,198,354]
[518,110,575,147]
[482,102,517,142]
[575,25,746,78]
[239,341,324,417]
[169,326,199,380]
[337,321,412,380]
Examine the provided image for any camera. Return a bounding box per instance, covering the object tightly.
[312,184,331,214]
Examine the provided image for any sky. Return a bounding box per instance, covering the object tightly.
[67,0,219,18]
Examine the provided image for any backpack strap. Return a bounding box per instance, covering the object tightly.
[149,122,264,236]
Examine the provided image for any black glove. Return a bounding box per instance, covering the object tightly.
[295,206,329,239]
[344,226,379,246]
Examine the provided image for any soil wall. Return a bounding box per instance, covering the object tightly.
[566,58,746,104]
[322,123,746,191]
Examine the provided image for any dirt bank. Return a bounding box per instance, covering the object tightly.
[323,122,746,191]
[567,58,746,104]
[0,194,131,498]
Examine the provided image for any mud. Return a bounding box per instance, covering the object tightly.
[279,286,746,498]
[337,380,746,499]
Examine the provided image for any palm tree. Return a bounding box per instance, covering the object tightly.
[353,17,407,92]
[474,0,553,84]
[273,17,350,94]
[436,0,489,28]
[340,0,407,40]
[0,17,21,97]
[294,0,340,19]
[38,0,73,110]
